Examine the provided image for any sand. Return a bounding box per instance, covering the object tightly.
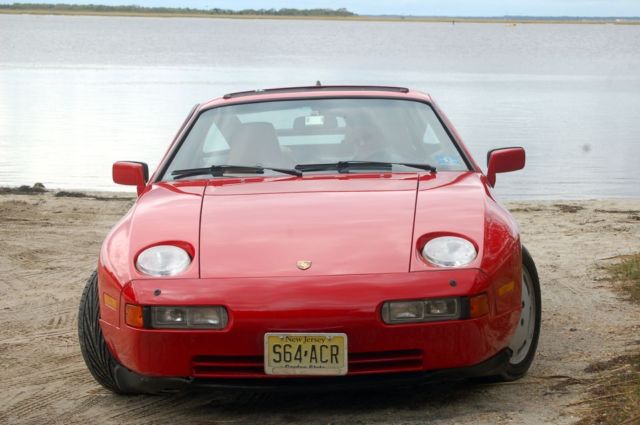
[0,191,639,424]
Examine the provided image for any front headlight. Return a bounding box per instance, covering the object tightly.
[136,245,191,276]
[422,236,477,267]
[124,304,229,329]
[382,298,462,324]
[151,306,228,329]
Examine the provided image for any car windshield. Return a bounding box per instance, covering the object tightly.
[161,98,468,180]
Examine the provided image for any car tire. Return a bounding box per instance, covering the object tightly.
[496,245,542,381]
[78,271,130,394]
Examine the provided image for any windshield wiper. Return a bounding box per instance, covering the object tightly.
[294,161,436,173]
[172,165,302,179]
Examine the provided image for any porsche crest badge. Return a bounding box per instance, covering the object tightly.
[296,260,312,270]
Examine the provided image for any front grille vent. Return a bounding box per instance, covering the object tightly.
[192,349,423,378]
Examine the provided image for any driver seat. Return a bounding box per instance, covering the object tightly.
[227,122,293,169]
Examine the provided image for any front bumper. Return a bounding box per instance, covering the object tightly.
[113,348,513,394]
[100,269,521,381]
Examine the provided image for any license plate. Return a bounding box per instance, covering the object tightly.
[264,333,348,376]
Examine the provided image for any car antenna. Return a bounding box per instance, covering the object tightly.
[316,80,322,86]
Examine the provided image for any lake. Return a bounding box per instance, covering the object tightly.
[1,14,639,199]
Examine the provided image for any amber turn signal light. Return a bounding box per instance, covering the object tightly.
[125,304,144,328]
[469,293,489,318]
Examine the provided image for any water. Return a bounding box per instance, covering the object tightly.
[1,14,639,199]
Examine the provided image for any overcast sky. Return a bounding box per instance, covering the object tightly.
[2,0,640,17]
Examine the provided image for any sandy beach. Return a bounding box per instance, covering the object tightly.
[0,190,639,424]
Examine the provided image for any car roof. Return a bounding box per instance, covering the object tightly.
[199,85,433,109]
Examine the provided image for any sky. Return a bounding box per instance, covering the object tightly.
[2,0,640,17]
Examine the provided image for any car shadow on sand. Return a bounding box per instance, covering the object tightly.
[175,380,490,423]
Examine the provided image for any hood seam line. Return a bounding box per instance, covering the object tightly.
[407,175,421,272]
[197,181,208,279]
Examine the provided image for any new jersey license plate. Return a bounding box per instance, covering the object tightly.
[264,333,348,376]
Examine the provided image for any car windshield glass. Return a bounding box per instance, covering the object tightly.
[161,98,468,180]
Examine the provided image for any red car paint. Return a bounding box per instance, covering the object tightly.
[102,87,524,380]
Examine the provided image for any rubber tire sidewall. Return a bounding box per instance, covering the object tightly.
[78,271,129,394]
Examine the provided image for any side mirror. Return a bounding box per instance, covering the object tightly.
[112,161,149,196]
[486,147,525,187]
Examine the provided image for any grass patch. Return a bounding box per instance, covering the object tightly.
[54,191,134,202]
[594,209,640,215]
[608,254,640,303]
[54,191,90,198]
[578,254,640,424]
[577,354,640,425]
[508,206,546,213]
[0,183,46,195]
[554,203,585,213]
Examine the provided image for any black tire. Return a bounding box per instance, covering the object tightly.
[497,246,542,381]
[78,271,129,394]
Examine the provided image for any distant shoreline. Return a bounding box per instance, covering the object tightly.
[1,9,639,25]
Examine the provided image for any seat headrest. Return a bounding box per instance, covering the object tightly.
[228,122,290,168]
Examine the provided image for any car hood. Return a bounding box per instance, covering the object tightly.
[199,174,419,278]
[105,172,493,282]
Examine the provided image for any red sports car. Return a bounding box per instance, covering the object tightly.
[78,85,540,394]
